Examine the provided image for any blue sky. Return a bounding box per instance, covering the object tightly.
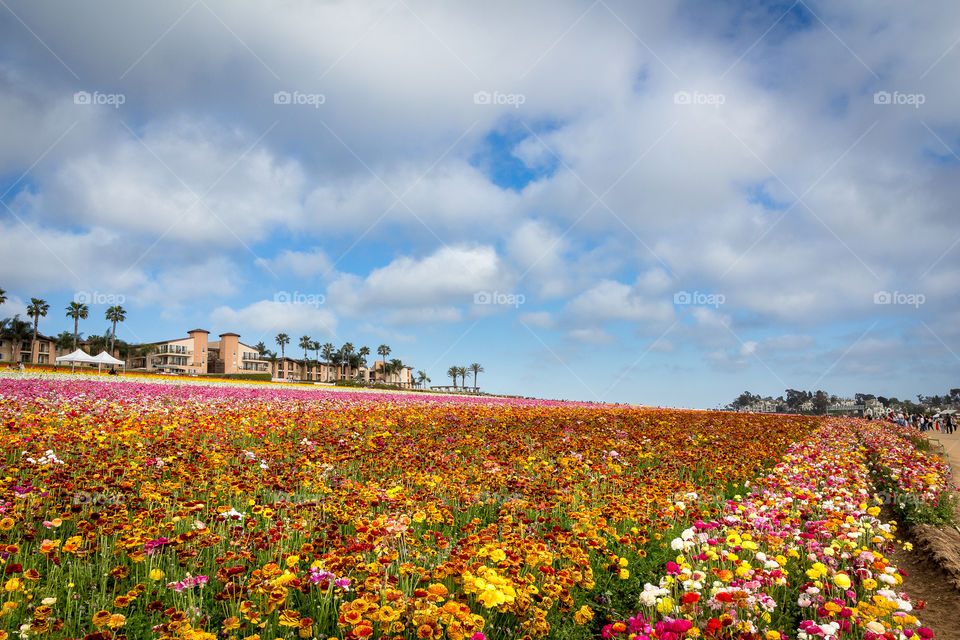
[1,0,959,407]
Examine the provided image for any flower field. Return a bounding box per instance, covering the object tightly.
[0,377,950,640]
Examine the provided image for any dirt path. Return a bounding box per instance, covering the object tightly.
[925,427,960,489]
[888,428,960,640]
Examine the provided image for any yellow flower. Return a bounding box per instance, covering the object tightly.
[3,578,20,593]
[574,605,594,625]
[149,569,165,581]
[92,610,111,627]
[285,555,300,567]
[0,518,14,531]
[834,573,851,589]
[656,597,674,614]
[765,632,781,640]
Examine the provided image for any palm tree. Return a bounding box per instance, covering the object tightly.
[105,305,126,355]
[469,363,484,391]
[85,329,112,355]
[0,288,6,306]
[348,353,362,379]
[341,343,354,380]
[255,341,267,356]
[65,301,89,351]
[298,335,312,380]
[26,298,50,363]
[447,366,458,389]
[358,346,370,369]
[456,366,468,390]
[275,333,290,359]
[54,331,75,353]
[377,344,390,381]
[321,342,335,381]
[416,370,430,389]
[1,315,32,364]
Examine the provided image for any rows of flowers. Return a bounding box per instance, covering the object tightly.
[859,420,955,526]
[602,419,947,640]
[0,376,823,640]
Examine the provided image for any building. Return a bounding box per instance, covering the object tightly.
[269,357,337,382]
[126,329,268,375]
[267,358,414,387]
[0,332,58,364]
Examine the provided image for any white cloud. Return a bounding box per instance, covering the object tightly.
[328,244,512,316]
[566,275,675,325]
[210,300,338,337]
[566,328,616,344]
[255,248,334,279]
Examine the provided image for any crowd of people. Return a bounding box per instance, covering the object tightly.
[888,410,957,434]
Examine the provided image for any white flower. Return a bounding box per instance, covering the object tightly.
[671,537,685,550]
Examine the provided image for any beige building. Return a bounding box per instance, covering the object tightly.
[126,329,269,375]
[268,358,414,387]
[0,332,59,364]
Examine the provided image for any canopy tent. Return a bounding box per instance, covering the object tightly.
[55,349,96,372]
[92,351,125,374]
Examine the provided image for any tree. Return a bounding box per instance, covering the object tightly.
[26,298,50,363]
[298,335,312,380]
[275,333,290,359]
[104,305,126,354]
[784,389,807,412]
[447,366,459,388]
[456,366,467,389]
[255,341,267,356]
[388,359,403,385]
[54,331,76,352]
[358,346,370,368]
[341,343,354,379]
[321,343,335,381]
[65,301,89,351]
[311,341,320,368]
[812,390,829,414]
[377,344,391,380]
[468,363,484,390]
[416,370,430,389]
[730,391,760,410]
[0,288,6,306]
[0,315,31,363]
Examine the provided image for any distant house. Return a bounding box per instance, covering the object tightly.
[126,329,268,375]
[0,332,59,364]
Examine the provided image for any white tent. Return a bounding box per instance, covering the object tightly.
[92,351,125,374]
[55,349,96,372]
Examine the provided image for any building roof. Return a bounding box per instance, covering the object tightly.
[187,328,210,334]
[219,332,240,337]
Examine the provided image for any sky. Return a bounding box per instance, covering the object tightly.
[1,0,958,408]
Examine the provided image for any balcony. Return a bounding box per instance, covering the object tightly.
[157,346,192,355]
[242,352,266,360]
